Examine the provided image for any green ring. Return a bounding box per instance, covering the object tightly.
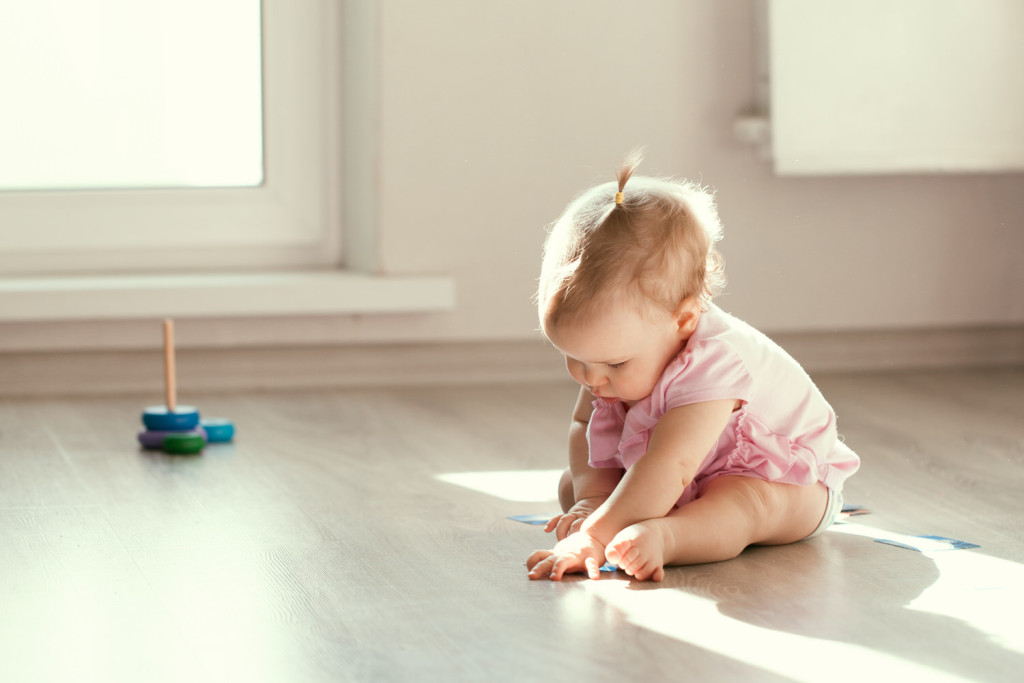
[163,433,205,455]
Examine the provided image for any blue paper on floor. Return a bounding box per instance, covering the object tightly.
[875,535,980,552]
[507,513,551,525]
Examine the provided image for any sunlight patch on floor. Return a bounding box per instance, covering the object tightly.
[907,550,1024,655]
[435,469,562,502]
[583,578,976,683]
[833,521,1024,656]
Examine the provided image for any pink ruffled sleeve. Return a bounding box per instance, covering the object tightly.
[655,338,754,413]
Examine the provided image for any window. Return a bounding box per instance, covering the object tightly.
[0,2,455,323]
[0,0,341,274]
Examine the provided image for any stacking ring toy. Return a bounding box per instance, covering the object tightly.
[135,320,236,456]
[200,418,235,443]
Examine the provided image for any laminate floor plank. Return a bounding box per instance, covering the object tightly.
[1,368,1021,682]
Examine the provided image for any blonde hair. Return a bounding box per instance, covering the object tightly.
[537,151,725,328]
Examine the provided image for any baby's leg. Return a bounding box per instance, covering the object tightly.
[606,477,828,580]
[557,467,573,513]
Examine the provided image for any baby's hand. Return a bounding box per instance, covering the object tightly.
[544,497,607,540]
[527,531,607,581]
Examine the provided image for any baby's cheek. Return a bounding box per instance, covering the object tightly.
[619,378,645,401]
[634,372,660,399]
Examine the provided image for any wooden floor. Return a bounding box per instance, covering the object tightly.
[1,367,1022,682]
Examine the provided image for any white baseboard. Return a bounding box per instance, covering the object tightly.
[0,341,568,398]
[1,326,1021,398]
[774,325,1024,373]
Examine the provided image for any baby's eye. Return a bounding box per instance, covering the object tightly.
[607,361,627,370]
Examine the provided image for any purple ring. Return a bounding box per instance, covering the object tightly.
[138,425,208,449]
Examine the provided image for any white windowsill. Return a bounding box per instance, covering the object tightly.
[0,271,456,322]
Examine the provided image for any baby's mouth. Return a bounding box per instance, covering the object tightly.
[589,387,618,403]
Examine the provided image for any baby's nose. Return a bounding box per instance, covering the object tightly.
[583,365,606,387]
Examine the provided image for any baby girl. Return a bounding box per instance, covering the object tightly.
[527,152,860,581]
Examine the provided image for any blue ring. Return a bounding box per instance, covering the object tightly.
[143,406,200,431]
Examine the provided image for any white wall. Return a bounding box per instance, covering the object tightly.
[2,0,1021,355]
[367,0,1024,341]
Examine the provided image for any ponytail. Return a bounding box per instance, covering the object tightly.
[614,148,645,206]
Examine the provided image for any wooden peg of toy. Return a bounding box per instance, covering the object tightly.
[163,319,177,413]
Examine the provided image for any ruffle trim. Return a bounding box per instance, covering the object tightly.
[729,410,818,486]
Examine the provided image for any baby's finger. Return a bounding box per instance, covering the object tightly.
[549,557,568,581]
[527,555,555,580]
[584,556,601,580]
[526,549,553,571]
[555,514,577,541]
[550,553,582,581]
[543,515,560,534]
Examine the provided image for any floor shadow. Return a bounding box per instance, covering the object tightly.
[610,527,1024,682]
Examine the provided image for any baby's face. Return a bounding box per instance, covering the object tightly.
[544,301,693,404]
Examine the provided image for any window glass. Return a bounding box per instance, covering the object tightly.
[0,0,262,191]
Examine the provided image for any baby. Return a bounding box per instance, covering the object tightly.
[527,152,860,581]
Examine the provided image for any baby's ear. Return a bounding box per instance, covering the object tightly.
[674,297,701,337]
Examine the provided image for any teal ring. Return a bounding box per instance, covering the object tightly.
[201,418,235,443]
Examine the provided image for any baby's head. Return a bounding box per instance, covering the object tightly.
[537,151,725,332]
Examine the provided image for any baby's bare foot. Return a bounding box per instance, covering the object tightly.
[606,521,670,582]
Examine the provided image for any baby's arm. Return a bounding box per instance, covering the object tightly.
[528,398,737,581]
[579,398,739,547]
[545,388,623,540]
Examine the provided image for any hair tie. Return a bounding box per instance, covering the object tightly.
[614,191,624,205]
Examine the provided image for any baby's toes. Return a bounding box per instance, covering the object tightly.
[630,559,663,581]
[604,538,629,566]
[609,544,641,574]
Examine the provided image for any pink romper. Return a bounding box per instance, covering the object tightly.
[587,304,860,508]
